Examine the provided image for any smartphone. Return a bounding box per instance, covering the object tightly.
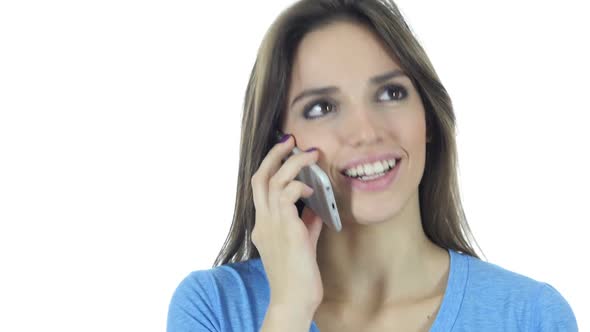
[276,131,342,232]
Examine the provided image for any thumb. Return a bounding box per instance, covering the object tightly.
[301,206,323,252]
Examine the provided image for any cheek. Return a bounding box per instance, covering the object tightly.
[413,116,428,145]
[385,109,427,144]
[386,111,428,170]
[409,114,428,169]
[408,117,428,158]
[299,137,335,169]
[402,104,427,139]
[292,135,315,151]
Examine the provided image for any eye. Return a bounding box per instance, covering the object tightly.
[301,85,408,120]
[303,100,336,120]
[377,84,408,102]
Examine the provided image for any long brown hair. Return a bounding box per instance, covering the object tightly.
[213,0,485,267]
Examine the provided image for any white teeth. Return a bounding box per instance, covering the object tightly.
[359,173,386,181]
[355,165,364,176]
[344,158,397,177]
[374,162,384,173]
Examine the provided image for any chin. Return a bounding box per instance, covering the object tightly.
[356,213,396,225]
[335,185,415,227]
[346,201,401,226]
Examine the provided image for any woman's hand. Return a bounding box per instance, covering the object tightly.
[251,134,325,316]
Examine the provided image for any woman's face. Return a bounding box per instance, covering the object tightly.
[282,21,428,224]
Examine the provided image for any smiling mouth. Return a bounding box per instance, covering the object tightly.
[339,158,401,180]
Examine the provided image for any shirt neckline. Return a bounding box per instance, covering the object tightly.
[310,248,469,332]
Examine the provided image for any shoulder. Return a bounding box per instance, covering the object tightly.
[457,253,578,331]
[465,254,544,294]
[166,258,269,332]
[532,282,579,331]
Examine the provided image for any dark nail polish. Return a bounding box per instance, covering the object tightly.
[305,147,317,152]
[278,134,291,143]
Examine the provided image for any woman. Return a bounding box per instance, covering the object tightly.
[167,0,578,331]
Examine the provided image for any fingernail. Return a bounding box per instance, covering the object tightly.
[278,134,291,143]
[305,147,317,152]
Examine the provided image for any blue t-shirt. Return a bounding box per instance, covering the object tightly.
[167,248,578,331]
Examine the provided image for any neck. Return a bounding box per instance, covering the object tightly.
[316,191,449,309]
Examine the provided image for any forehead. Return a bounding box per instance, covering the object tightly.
[289,21,401,90]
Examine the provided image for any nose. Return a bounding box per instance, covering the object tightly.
[339,107,383,147]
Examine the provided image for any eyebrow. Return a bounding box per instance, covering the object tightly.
[290,69,408,107]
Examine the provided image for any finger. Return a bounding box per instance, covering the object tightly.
[279,180,314,210]
[268,148,318,195]
[269,150,318,217]
[251,135,295,210]
[301,206,324,253]
[273,180,314,226]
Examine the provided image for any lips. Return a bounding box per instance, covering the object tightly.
[339,160,398,179]
[342,157,402,192]
[339,158,402,176]
[339,153,403,172]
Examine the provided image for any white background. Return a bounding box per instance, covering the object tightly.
[1,1,588,331]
